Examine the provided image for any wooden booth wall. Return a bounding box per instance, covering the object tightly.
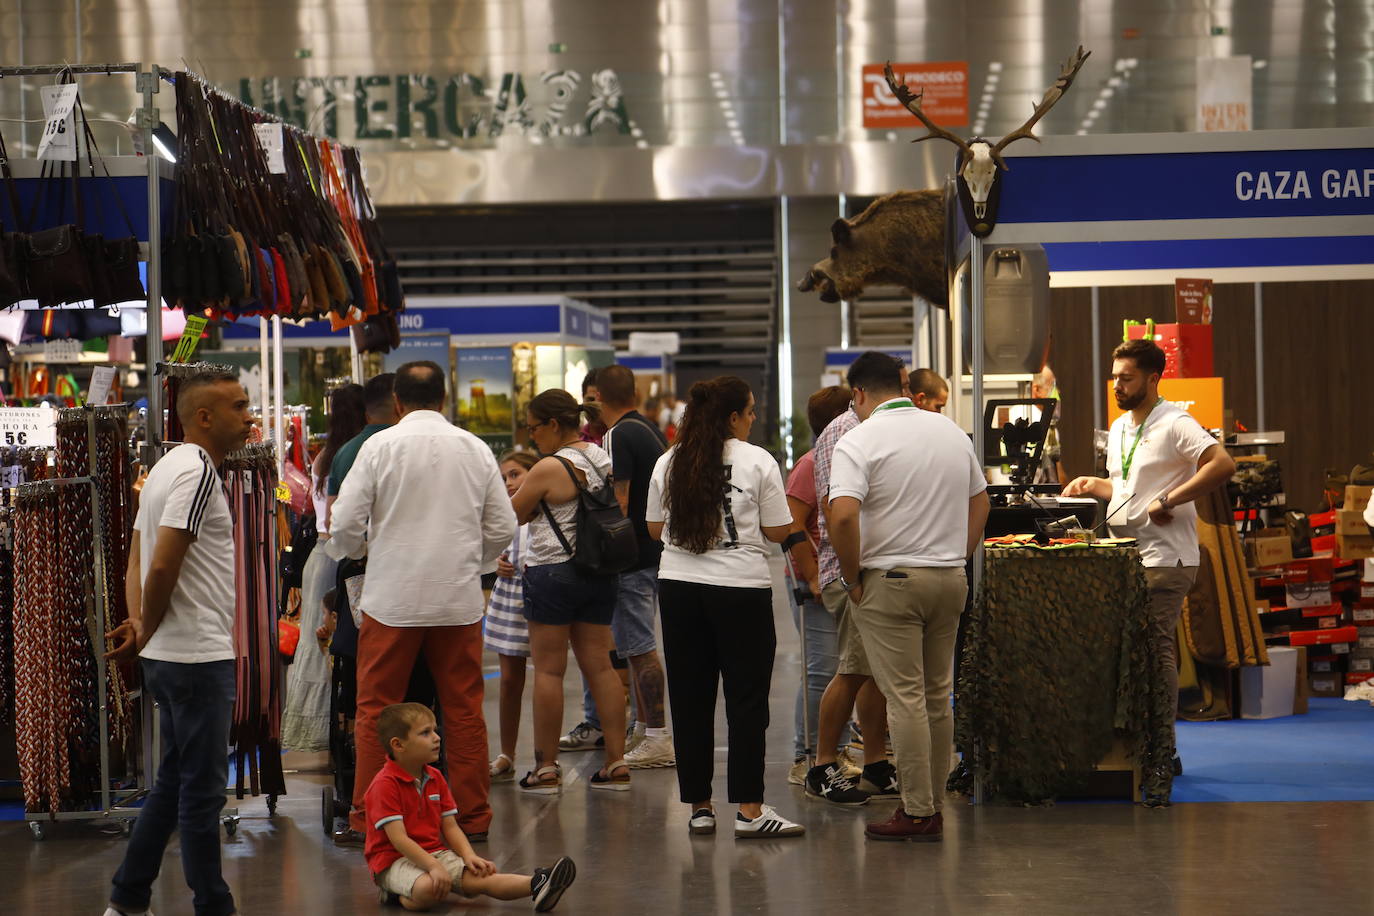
[1048,280,1374,514]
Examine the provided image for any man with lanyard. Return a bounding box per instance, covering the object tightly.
[1065,338,1234,785]
[828,351,989,841]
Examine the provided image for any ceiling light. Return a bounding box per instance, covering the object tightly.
[636,139,649,148]
[1092,99,1107,111]
[1101,88,1114,99]
[988,61,1003,73]
[1108,76,1122,88]
[1076,128,1088,135]
[986,73,1000,85]
[1253,59,1268,69]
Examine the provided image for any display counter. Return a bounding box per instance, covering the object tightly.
[955,545,1176,804]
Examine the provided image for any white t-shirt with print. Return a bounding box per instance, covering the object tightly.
[829,401,986,569]
[1105,401,1217,568]
[646,438,792,589]
[135,443,237,663]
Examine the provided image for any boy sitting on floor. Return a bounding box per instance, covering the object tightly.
[364,702,576,911]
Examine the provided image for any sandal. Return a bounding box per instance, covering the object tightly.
[590,759,631,792]
[518,763,562,795]
[490,753,515,782]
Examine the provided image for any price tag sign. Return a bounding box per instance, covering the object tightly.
[274,481,291,503]
[38,84,79,161]
[169,315,209,362]
[86,365,118,406]
[253,122,287,174]
[0,407,58,448]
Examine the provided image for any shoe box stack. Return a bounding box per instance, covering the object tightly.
[1338,485,1374,561]
[1253,550,1367,699]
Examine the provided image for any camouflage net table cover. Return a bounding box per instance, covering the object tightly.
[954,546,1175,804]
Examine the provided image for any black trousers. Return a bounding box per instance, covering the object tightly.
[659,579,776,804]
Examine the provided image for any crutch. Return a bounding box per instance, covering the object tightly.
[785,532,821,767]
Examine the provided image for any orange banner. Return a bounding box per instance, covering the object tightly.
[861,61,968,129]
[1107,377,1225,431]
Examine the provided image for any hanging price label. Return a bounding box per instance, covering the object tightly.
[38,84,79,161]
[253,122,287,174]
[86,365,118,406]
[169,315,209,363]
[275,481,291,503]
[0,407,58,448]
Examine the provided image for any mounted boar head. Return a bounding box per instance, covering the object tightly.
[883,46,1090,237]
[797,189,949,307]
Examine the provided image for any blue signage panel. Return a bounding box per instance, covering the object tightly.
[1044,235,1374,272]
[566,308,588,338]
[999,147,1374,224]
[383,334,450,373]
[219,303,563,340]
[588,312,611,343]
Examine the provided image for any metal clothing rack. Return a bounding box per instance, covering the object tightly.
[4,404,146,840]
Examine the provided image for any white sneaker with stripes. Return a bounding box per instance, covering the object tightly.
[734,804,805,839]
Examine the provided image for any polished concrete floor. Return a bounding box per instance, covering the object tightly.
[6,564,1374,914]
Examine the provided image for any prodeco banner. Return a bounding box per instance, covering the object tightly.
[861,61,968,129]
[238,69,635,143]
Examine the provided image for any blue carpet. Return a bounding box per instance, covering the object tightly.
[1173,697,1374,803]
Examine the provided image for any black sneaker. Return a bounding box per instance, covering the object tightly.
[859,760,901,798]
[531,855,577,912]
[804,763,870,806]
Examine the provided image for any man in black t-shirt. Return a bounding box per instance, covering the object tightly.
[596,365,675,768]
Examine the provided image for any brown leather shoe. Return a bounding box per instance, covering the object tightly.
[864,808,943,842]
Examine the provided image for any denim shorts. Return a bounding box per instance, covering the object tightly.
[612,566,660,659]
[523,560,617,626]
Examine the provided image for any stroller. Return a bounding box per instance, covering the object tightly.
[320,558,446,835]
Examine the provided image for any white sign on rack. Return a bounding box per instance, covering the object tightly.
[86,366,118,406]
[253,122,287,174]
[628,331,680,355]
[0,406,57,447]
[38,84,79,161]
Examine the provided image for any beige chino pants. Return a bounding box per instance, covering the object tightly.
[850,566,967,818]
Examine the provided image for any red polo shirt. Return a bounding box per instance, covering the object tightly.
[363,758,459,877]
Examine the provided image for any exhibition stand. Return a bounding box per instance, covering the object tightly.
[954,126,1374,805]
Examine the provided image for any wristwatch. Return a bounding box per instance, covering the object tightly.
[1157,492,1173,511]
[839,574,859,592]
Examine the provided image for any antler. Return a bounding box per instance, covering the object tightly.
[989,45,1092,169]
[882,62,973,158]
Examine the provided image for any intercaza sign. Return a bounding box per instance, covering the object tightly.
[238,69,634,142]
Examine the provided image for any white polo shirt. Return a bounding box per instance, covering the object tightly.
[829,399,986,569]
[135,443,237,663]
[1105,401,1217,568]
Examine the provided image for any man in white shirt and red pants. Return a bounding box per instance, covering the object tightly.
[1065,338,1235,797]
[330,361,517,843]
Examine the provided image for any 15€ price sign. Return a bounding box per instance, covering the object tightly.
[38,84,79,161]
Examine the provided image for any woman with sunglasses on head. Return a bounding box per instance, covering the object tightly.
[509,389,629,794]
[645,376,805,839]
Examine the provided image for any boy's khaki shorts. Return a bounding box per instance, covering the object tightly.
[376,849,478,899]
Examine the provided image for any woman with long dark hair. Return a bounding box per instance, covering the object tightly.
[645,376,805,838]
[509,389,629,794]
[283,383,366,751]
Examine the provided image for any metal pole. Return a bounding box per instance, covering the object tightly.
[272,315,285,472]
[1254,281,1265,431]
[86,409,110,813]
[1091,286,1103,431]
[970,236,985,609]
[141,65,163,460]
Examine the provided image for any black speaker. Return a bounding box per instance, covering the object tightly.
[962,244,1050,374]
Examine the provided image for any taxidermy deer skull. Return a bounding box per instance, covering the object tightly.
[883,46,1090,236]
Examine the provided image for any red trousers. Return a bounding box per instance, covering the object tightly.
[350,616,491,834]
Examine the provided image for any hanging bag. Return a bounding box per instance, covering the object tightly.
[74,92,145,305]
[538,451,639,576]
[0,122,29,304]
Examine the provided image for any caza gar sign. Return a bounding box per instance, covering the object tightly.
[1235,168,1374,201]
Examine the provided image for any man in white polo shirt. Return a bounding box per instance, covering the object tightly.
[104,370,254,916]
[828,351,990,843]
[1065,338,1234,786]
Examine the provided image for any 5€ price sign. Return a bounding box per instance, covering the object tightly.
[0,407,58,448]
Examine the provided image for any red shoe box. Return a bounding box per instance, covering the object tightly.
[1127,322,1214,378]
[1281,558,1335,584]
[1346,671,1374,685]
[1311,534,1337,555]
[1287,626,1359,646]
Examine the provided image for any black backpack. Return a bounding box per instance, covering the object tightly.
[539,452,639,576]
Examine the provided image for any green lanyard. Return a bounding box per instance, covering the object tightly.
[871,398,914,415]
[1120,398,1164,482]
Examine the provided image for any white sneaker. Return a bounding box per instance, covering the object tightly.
[624,734,675,769]
[788,757,808,786]
[734,804,805,839]
[558,721,605,752]
[688,807,716,835]
[624,725,646,755]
